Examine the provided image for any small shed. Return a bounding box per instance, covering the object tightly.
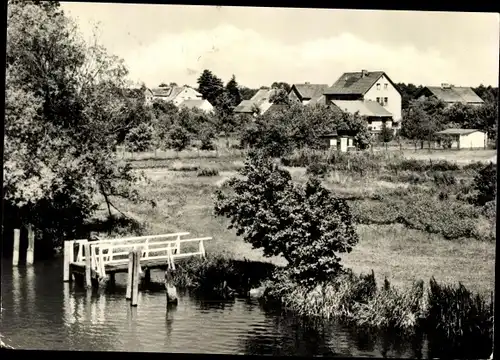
[435,129,488,149]
[320,130,356,152]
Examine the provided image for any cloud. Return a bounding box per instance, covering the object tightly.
[121,23,496,88]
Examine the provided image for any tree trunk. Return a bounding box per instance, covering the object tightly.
[100,183,113,221]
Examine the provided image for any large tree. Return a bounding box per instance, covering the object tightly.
[214,152,359,286]
[225,75,242,108]
[4,1,143,252]
[196,69,224,106]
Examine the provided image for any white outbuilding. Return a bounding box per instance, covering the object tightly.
[435,129,488,150]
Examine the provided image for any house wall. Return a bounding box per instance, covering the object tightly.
[459,132,487,149]
[364,74,402,123]
[172,87,203,106]
[199,101,214,112]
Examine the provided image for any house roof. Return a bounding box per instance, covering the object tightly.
[235,89,278,113]
[291,84,329,100]
[324,71,386,95]
[179,99,212,110]
[306,95,327,106]
[435,128,482,135]
[150,86,200,101]
[233,100,255,113]
[330,99,393,117]
[423,86,484,104]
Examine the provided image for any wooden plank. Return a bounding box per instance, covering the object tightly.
[13,229,20,267]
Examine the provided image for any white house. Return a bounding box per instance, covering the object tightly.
[435,129,488,149]
[150,85,204,106]
[323,70,403,131]
[179,99,214,113]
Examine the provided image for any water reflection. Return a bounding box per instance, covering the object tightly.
[12,267,21,318]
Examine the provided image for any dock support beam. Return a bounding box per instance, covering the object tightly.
[165,268,178,305]
[126,251,134,300]
[131,250,141,307]
[13,229,20,267]
[84,243,92,288]
[26,224,35,266]
[63,241,74,282]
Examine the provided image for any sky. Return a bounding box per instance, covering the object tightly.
[60,3,499,89]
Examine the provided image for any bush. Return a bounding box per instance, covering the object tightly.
[306,161,329,177]
[197,168,219,177]
[166,125,191,152]
[472,162,496,206]
[432,171,457,186]
[124,123,154,152]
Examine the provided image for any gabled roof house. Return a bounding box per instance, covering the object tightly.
[288,83,329,105]
[323,70,403,132]
[150,85,205,107]
[417,84,484,107]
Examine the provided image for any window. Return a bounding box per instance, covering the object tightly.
[376,83,381,90]
[376,97,380,103]
[384,97,388,105]
[384,83,388,89]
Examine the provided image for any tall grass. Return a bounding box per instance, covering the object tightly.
[264,268,493,352]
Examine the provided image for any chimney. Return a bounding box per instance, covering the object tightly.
[361,70,368,77]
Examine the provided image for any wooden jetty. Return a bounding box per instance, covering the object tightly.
[63,232,211,306]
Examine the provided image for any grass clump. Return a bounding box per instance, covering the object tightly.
[197,168,220,177]
[169,161,200,172]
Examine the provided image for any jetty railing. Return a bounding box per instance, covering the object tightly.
[64,232,211,281]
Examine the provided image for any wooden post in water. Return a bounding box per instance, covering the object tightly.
[26,224,35,265]
[84,242,92,288]
[165,268,178,305]
[126,251,134,300]
[13,229,20,267]
[131,249,141,307]
[63,241,75,282]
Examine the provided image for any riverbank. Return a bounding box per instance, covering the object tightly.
[87,149,495,356]
[100,151,495,296]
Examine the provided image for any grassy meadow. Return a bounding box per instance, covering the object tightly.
[99,144,496,299]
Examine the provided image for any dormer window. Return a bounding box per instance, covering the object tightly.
[376,83,381,90]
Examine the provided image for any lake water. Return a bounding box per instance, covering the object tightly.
[2,258,429,356]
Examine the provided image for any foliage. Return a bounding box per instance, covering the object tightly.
[165,125,191,152]
[306,162,329,178]
[214,152,359,286]
[472,162,497,206]
[401,98,447,144]
[197,69,224,106]
[378,123,394,143]
[269,88,291,105]
[124,123,154,152]
[4,2,142,247]
[426,278,493,351]
[197,168,220,177]
[225,75,242,108]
